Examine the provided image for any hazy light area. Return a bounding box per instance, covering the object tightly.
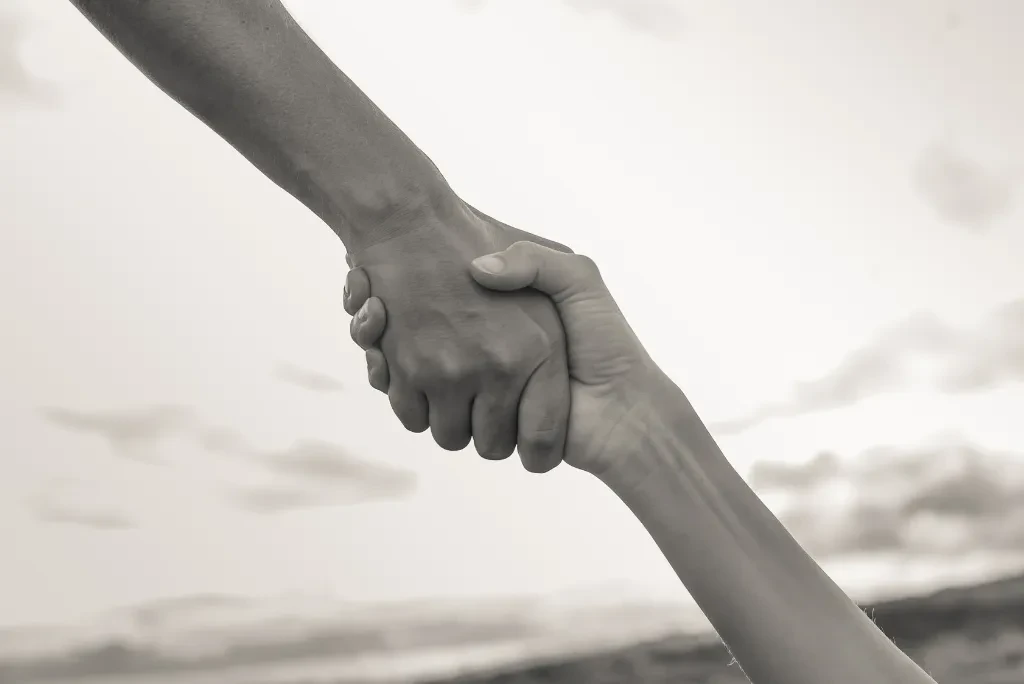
[1,0,1023,679]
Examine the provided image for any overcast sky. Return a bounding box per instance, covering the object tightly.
[2,0,1024,629]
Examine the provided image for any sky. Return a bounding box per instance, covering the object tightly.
[2,0,1024,635]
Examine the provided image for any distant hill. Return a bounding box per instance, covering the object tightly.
[3,572,1023,684]
[423,572,1024,684]
[0,592,700,684]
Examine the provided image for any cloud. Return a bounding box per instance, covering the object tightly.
[749,440,1024,559]
[563,0,684,38]
[230,486,329,513]
[0,6,57,105]
[40,403,251,459]
[126,594,246,628]
[712,301,1024,434]
[40,405,196,461]
[230,440,416,513]
[33,505,135,531]
[456,0,684,39]
[913,140,1018,232]
[0,590,690,683]
[273,363,344,393]
[261,440,411,486]
[745,450,844,490]
[39,403,415,512]
[194,424,251,456]
[28,481,136,531]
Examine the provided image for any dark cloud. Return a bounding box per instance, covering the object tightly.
[40,405,196,461]
[40,403,415,512]
[750,441,1024,558]
[273,363,344,393]
[713,302,1024,435]
[0,7,57,105]
[745,451,843,490]
[126,594,244,628]
[231,440,416,513]
[33,504,135,530]
[456,0,684,39]
[41,403,250,459]
[261,440,412,486]
[27,480,137,531]
[231,486,328,513]
[913,140,1017,232]
[777,504,904,557]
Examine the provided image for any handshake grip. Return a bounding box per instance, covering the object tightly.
[345,212,574,472]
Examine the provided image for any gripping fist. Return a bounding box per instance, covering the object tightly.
[345,208,575,473]
[347,241,660,479]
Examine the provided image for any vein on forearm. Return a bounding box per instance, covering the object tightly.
[605,381,937,684]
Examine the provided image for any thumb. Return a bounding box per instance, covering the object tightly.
[470,241,604,304]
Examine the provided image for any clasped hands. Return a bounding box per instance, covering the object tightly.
[343,201,662,480]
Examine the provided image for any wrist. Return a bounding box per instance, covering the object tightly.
[337,172,466,255]
[595,372,714,499]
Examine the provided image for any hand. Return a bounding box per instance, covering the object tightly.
[345,204,575,473]
[347,241,661,479]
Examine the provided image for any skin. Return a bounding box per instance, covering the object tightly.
[346,242,940,684]
[347,211,574,470]
[66,0,573,470]
[346,242,655,478]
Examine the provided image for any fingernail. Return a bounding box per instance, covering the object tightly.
[343,284,349,302]
[357,304,368,322]
[473,255,505,274]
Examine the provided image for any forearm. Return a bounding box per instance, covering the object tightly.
[69,0,456,251]
[600,377,937,684]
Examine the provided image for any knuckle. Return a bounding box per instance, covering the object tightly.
[353,302,369,324]
[393,348,429,386]
[349,317,364,348]
[355,319,382,349]
[342,290,356,316]
[420,350,465,383]
[438,357,464,382]
[521,426,565,454]
[573,254,602,280]
[486,344,521,378]
[365,296,386,322]
[344,269,370,314]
